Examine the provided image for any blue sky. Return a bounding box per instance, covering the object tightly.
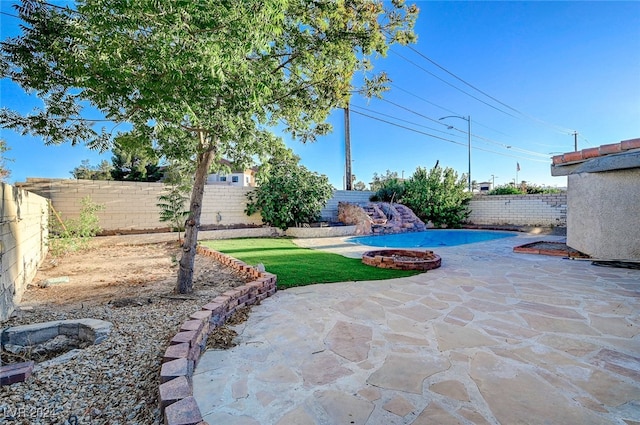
[1,1,639,189]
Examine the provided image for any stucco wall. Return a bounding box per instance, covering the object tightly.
[466,194,567,227]
[0,183,49,322]
[566,169,640,260]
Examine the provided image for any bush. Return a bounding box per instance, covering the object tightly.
[157,161,192,240]
[246,155,334,230]
[488,185,524,195]
[370,177,405,202]
[369,170,404,202]
[49,196,105,256]
[401,164,471,228]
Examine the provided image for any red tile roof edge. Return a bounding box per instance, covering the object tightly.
[552,138,640,166]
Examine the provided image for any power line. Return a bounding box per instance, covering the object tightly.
[389,82,515,138]
[350,110,466,146]
[374,97,553,159]
[350,105,454,137]
[389,49,519,119]
[350,109,550,163]
[404,45,575,135]
[0,11,20,19]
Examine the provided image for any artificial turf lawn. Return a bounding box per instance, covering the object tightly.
[201,237,422,288]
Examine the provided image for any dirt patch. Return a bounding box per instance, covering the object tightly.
[21,240,250,310]
[513,241,589,258]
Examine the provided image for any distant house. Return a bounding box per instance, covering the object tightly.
[478,181,492,193]
[551,138,640,260]
[206,159,258,187]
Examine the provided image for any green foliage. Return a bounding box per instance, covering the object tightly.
[203,238,420,288]
[488,185,524,195]
[1,0,417,292]
[523,184,562,194]
[157,162,192,240]
[370,170,400,192]
[49,196,105,256]
[370,176,405,202]
[0,139,10,182]
[70,159,113,180]
[401,164,471,228]
[246,152,334,230]
[488,183,562,195]
[353,181,367,191]
[110,140,163,182]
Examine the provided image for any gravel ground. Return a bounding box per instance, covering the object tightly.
[1,251,250,424]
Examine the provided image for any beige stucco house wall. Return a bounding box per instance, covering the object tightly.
[551,138,640,260]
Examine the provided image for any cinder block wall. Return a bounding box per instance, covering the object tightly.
[19,180,375,231]
[321,190,373,221]
[0,183,49,322]
[466,194,567,227]
[17,178,263,232]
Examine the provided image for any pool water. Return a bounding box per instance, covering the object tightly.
[349,230,516,248]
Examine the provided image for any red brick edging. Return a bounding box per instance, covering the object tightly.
[158,246,277,425]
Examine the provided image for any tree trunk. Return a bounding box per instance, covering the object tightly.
[176,144,216,294]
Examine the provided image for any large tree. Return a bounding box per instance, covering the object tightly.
[1,0,417,293]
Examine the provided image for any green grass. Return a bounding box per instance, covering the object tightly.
[201,238,421,288]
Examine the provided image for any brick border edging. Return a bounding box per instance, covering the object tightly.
[362,249,442,271]
[158,246,277,425]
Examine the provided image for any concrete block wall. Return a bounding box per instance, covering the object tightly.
[466,194,567,227]
[321,190,373,222]
[17,179,375,232]
[17,178,263,232]
[0,183,49,322]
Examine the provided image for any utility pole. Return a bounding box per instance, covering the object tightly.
[344,105,352,190]
[573,131,578,151]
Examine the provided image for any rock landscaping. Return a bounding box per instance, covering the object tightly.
[0,241,256,424]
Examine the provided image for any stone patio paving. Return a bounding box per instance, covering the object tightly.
[193,233,640,424]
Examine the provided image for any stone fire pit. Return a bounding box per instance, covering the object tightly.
[362,249,441,271]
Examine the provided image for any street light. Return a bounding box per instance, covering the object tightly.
[439,115,471,191]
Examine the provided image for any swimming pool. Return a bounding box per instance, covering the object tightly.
[349,230,517,248]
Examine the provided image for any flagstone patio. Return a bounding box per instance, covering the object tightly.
[193,233,640,425]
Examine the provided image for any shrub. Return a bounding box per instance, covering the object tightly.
[370,177,405,202]
[369,170,404,202]
[49,196,105,256]
[246,155,334,230]
[401,164,471,228]
[157,161,192,240]
[488,185,524,195]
